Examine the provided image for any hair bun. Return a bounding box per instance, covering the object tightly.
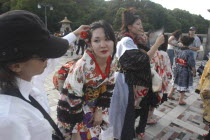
[121,8,140,32]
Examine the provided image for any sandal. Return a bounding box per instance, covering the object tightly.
[168,96,175,100]
[137,133,145,140]
[147,119,157,125]
[179,101,186,105]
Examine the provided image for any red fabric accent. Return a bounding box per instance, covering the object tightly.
[86,50,111,80]
[58,69,67,74]
[176,58,187,66]
[124,33,135,41]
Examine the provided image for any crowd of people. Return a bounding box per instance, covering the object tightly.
[0,8,209,140]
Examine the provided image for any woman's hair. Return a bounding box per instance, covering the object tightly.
[0,62,18,90]
[158,35,168,52]
[121,8,140,32]
[88,20,116,60]
[172,30,182,40]
[181,36,194,47]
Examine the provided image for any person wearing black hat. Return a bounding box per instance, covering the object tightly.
[0,10,89,140]
[188,26,201,61]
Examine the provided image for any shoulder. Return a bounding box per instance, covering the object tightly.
[120,37,134,45]
[194,35,201,40]
[0,115,24,127]
[0,95,13,117]
[0,95,41,119]
[169,36,175,39]
[118,37,137,49]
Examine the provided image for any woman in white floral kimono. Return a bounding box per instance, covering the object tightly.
[56,20,117,140]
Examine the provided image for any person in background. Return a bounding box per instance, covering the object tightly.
[64,27,71,36]
[196,59,210,140]
[149,35,172,124]
[168,36,196,105]
[109,8,164,140]
[76,38,86,55]
[57,20,117,140]
[188,26,201,61]
[167,30,182,66]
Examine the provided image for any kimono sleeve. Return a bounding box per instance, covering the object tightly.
[57,63,85,132]
[119,49,150,71]
[165,53,172,77]
[187,51,196,68]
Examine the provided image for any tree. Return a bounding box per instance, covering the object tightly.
[0,0,208,34]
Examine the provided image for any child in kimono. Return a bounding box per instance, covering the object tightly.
[168,36,195,105]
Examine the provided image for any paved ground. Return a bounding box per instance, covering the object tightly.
[44,52,208,140]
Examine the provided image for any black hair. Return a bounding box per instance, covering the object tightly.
[172,30,182,41]
[0,58,32,90]
[88,20,116,61]
[121,8,140,33]
[0,63,18,90]
[158,35,168,52]
[181,36,194,47]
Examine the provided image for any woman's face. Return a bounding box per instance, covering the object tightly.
[10,58,48,81]
[136,33,148,45]
[128,19,143,37]
[90,27,114,59]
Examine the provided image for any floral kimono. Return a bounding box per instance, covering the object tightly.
[151,50,172,94]
[197,59,210,126]
[57,50,116,140]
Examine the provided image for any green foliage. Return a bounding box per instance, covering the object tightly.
[113,7,126,31]
[0,0,209,34]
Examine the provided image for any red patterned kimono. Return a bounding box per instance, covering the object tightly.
[151,50,172,93]
[56,50,116,140]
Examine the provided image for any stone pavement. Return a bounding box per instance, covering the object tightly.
[44,52,208,140]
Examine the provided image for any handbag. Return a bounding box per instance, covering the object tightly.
[1,89,64,140]
[151,68,162,92]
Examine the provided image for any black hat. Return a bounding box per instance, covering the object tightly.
[0,10,69,62]
[189,26,196,31]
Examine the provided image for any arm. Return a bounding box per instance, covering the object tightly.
[187,51,196,76]
[165,53,172,77]
[189,46,200,51]
[63,25,90,45]
[147,35,165,58]
[189,37,201,51]
[32,25,90,93]
[57,63,85,133]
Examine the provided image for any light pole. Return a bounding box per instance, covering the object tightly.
[37,3,53,28]
[206,9,210,57]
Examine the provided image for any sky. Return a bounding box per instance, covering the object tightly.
[105,0,210,20]
[149,0,210,20]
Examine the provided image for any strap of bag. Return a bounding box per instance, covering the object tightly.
[1,89,64,140]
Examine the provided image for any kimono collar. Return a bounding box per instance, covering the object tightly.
[86,50,111,80]
[124,32,135,41]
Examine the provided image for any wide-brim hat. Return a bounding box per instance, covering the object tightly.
[0,10,69,62]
